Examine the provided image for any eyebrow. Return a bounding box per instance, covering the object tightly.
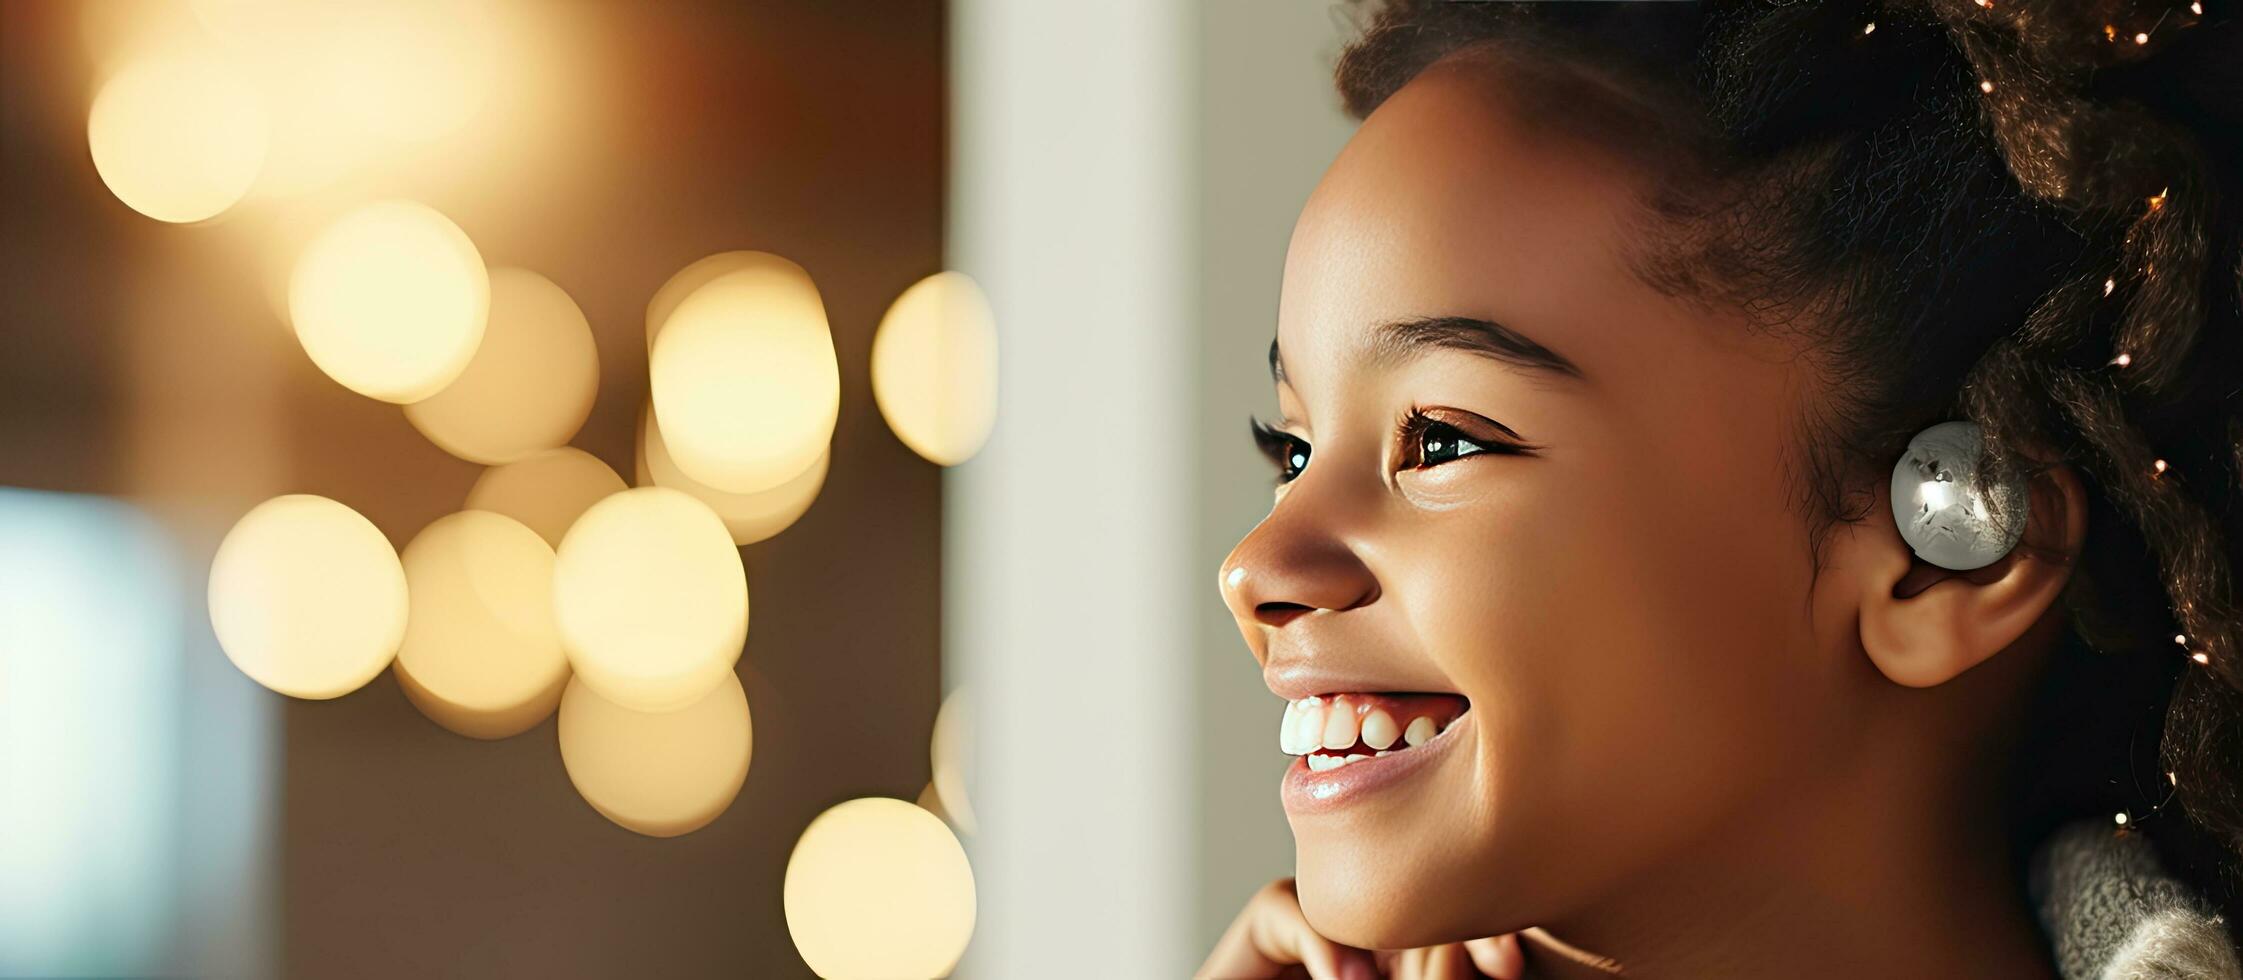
[1268,315,1587,386]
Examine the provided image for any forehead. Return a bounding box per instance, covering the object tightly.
[1276,52,1761,401]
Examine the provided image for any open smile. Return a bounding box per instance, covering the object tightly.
[1278,692,1470,814]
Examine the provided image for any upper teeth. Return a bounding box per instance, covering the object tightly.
[1279,695,1455,759]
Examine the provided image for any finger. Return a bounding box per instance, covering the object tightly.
[1196,881,1377,980]
[1424,943,1480,980]
[1390,946,1423,980]
[1246,912,1374,980]
[1375,948,1407,977]
[1463,934,1527,980]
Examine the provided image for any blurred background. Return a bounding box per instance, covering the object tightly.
[0,1,1355,976]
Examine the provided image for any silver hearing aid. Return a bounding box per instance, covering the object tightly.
[1889,420,2031,571]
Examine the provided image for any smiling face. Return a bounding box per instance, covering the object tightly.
[1217,52,1873,947]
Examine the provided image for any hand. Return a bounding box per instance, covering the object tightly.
[1196,878,1526,980]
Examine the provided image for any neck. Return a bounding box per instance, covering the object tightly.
[1515,744,2059,979]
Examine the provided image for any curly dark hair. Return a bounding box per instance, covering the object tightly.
[1334,0,2243,930]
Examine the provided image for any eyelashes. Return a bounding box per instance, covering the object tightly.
[1391,405,1535,473]
[1248,406,1533,486]
[1250,416,1310,483]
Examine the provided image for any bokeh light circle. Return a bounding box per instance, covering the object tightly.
[645,250,807,347]
[871,271,999,466]
[464,447,627,549]
[552,487,747,712]
[393,510,568,739]
[784,797,977,980]
[636,400,826,546]
[87,50,268,223]
[288,199,490,403]
[208,494,405,699]
[557,671,751,838]
[405,267,599,464]
[930,687,977,837]
[648,257,839,494]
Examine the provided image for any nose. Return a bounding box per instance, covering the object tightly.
[1217,497,1380,638]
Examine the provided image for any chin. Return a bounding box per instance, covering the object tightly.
[1292,832,1506,950]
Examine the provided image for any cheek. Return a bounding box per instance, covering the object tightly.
[1402,441,1825,897]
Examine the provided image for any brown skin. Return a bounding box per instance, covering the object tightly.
[1200,51,2084,980]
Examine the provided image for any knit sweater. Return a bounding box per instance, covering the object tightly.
[2030,818,2242,979]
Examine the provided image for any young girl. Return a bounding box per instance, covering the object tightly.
[1196,2,2242,977]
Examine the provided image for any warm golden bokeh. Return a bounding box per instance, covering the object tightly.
[930,686,977,837]
[392,510,569,740]
[86,48,267,223]
[635,400,827,546]
[551,487,748,713]
[185,0,501,198]
[21,0,953,972]
[207,494,407,700]
[462,447,628,549]
[404,268,599,465]
[288,199,490,404]
[870,271,999,466]
[649,260,840,494]
[556,671,752,838]
[783,797,977,980]
[643,250,818,347]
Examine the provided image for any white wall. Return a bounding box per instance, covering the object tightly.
[947,1,1195,975]
[948,1,1354,974]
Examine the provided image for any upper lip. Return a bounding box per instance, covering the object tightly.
[1262,651,1457,702]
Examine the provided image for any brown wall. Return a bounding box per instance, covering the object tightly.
[1,3,948,976]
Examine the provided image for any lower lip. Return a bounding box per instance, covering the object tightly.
[1280,710,1470,815]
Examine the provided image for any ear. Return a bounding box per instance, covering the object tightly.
[1851,461,2088,688]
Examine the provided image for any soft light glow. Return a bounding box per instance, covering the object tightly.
[552,487,747,712]
[187,0,500,198]
[289,199,490,403]
[464,447,627,549]
[930,687,977,837]
[635,401,827,546]
[644,250,810,346]
[405,268,599,464]
[2114,811,2129,826]
[556,671,750,838]
[648,258,840,493]
[2113,352,2132,367]
[393,511,568,739]
[871,271,1000,466]
[1979,80,1995,93]
[784,798,977,980]
[2104,278,2116,297]
[1862,22,1876,34]
[2153,458,2169,474]
[2134,31,2150,44]
[2194,652,2212,665]
[208,495,405,699]
[87,49,268,223]
[2177,634,2190,645]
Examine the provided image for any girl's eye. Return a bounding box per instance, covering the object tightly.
[1396,406,1530,471]
[1414,419,1484,467]
[1249,416,1311,484]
